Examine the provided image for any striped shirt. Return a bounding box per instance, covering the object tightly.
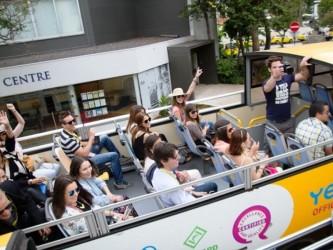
[295,117,333,160]
[60,129,82,158]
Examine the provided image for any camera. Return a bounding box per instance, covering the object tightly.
[283,62,294,74]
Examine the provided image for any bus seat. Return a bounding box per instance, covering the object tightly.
[220,154,244,186]
[286,133,313,167]
[200,139,233,187]
[45,197,69,237]
[53,147,72,173]
[298,81,314,103]
[115,122,141,174]
[140,171,166,209]
[327,117,333,131]
[178,123,204,157]
[169,114,186,144]
[264,123,293,167]
[314,83,333,114]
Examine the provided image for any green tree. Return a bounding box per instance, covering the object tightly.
[318,0,333,27]
[180,0,219,40]
[0,0,30,42]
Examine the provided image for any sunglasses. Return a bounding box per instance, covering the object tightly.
[228,127,234,133]
[190,110,198,115]
[173,153,179,159]
[0,202,12,215]
[68,186,81,197]
[63,119,76,125]
[143,117,152,124]
[176,95,185,98]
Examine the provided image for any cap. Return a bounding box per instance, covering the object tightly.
[169,88,186,97]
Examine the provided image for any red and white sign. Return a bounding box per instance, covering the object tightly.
[290,21,300,32]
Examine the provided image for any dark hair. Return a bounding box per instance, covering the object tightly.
[58,110,72,124]
[52,175,93,219]
[144,134,161,159]
[126,105,146,133]
[212,119,231,144]
[153,142,177,168]
[185,103,200,123]
[229,129,248,156]
[267,56,282,68]
[131,112,151,144]
[69,156,99,179]
[309,100,328,117]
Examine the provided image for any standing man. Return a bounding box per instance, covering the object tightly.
[263,56,311,134]
[59,111,132,189]
[296,101,333,160]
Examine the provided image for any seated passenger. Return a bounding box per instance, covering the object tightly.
[151,142,217,208]
[227,129,265,180]
[169,68,203,123]
[69,156,126,207]
[52,175,127,236]
[125,105,146,134]
[185,104,213,145]
[0,111,48,206]
[212,119,235,154]
[3,104,60,188]
[58,111,132,189]
[131,112,167,161]
[296,100,333,160]
[0,180,51,242]
[144,135,200,181]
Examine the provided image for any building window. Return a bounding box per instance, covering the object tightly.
[1,0,84,44]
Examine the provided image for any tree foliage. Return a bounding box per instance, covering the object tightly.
[318,0,333,27]
[0,0,30,42]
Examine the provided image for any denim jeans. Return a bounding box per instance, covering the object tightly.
[90,134,123,184]
[89,152,123,184]
[91,134,120,155]
[193,182,218,194]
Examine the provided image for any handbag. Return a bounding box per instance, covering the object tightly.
[262,166,279,176]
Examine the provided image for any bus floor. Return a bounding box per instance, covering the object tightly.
[103,155,229,215]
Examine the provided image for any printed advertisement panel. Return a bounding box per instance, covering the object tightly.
[67,162,333,250]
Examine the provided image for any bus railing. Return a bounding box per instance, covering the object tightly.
[21,90,244,153]
[20,138,333,249]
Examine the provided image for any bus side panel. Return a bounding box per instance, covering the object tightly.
[64,162,333,250]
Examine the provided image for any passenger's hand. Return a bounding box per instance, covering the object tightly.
[250,140,259,156]
[192,191,207,197]
[0,111,10,126]
[6,104,16,112]
[300,56,312,67]
[110,194,125,203]
[176,171,189,183]
[38,227,51,238]
[195,67,203,78]
[33,177,47,185]
[89,128,95,139]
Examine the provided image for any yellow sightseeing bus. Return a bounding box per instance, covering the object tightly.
[6,42,333,250]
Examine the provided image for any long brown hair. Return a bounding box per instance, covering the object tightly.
[52,175,93,219]
[69,156,99,180]
[144,134,160,160]
[229,129,248,156]
[131,112,151,144]
[185,103,200,123]
[126,105,146,133]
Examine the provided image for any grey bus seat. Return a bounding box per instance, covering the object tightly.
[115,122,141,173]
[298,81,314,103]
[200,139,233,187]
[220,154,244,186]
[178,122,204,157]
[265,123,292,167]
[314,83,333,114]
[45,197,69,237]
[169,114,186,144]
[286,133,313,167]
[140,169,166,209]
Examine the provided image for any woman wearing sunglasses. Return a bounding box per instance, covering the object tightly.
[125,105,146,135]
[69,156,126,206]
[131,112,167,161]
[169,68,203,124]
[52,175,127,236]
[227,129,264,180]
[212,119,236,154]
[184,104,211,146]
